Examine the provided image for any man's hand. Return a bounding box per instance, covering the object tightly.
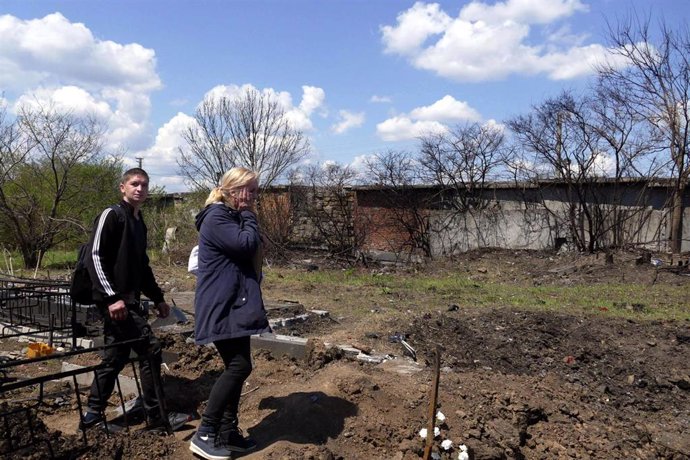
[108,300,128,321]
[155,301,170,318]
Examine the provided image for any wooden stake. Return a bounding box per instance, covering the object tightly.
[423,345,441,460]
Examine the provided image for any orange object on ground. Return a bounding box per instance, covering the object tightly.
[27,343,54,359]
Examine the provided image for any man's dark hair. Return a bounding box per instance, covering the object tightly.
[122,167,150,184]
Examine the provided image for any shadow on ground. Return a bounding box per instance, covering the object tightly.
[245,392,358,452]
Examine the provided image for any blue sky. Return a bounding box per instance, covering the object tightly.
[0,0,687,191]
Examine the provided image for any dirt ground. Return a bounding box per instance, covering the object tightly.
[1,249,689,459]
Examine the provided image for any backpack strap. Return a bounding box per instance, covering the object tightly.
[109,203,128,222]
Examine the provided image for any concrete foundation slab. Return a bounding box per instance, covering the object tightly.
[250,333,309,359]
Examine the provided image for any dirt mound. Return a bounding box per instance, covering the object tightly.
[399,308,690,459]
[2,249,689,459]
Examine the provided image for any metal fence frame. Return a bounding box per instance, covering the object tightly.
[0,339,169,458]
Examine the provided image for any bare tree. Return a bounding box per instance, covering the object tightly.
[300,163,363,260]
[586,83,666,248]
[0,103,117,268]
[418,122,509,212]
[413,122,513,255]
[364,150,434,258]
[178,87,310,190]
[508,90,659,252]
[598,15,690,252]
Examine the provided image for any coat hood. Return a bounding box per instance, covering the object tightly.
[195,203,239,230]
[195,205,214,231]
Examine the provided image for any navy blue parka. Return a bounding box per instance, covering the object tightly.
[193,203,270,344]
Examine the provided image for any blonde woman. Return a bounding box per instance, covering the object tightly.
[190,167,269,459]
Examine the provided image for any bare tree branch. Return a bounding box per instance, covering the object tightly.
[599,14,690,251]
[178,88,309,190]
[0,102,116,268]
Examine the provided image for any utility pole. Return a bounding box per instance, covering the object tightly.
[135,157,143,168]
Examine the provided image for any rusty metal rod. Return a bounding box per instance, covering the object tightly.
[423,345,441,460]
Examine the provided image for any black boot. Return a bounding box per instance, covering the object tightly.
[218,415,257,453]
[147,411,194,432]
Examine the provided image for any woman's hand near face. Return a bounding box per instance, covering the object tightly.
[231,180,258,211]
[237,190,251,211]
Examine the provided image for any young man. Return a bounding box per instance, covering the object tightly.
[81,168,189,431]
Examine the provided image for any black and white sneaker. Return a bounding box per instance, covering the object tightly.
[189,431,232,460]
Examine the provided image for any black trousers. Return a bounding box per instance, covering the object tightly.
[87,303,163,418]
[201,336,252,430]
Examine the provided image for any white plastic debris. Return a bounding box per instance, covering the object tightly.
[441,439,453,450]
[436,411,446,422]
[418,427,441,439]
[431,453,441,460]
[458,444,469,460]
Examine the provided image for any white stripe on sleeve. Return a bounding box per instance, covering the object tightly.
[91,208,116,297]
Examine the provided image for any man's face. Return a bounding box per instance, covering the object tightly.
[120,174,149,206]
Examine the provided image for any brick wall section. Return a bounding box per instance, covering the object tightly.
[261,186,357,249]
[356,206,412,252]
[261,186,411,252]
[353,188,435,253]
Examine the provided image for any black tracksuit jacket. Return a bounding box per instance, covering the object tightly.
[85,200,165,306]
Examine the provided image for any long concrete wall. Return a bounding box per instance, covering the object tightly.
[261,182,690,257]
[428,200,686,257]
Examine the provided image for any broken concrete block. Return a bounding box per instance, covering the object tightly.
[250,333,309,359]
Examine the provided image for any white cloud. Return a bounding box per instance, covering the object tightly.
[483,118,506,132]
[349,153,378,177]
[370,95,392,103]
[331,110,365,134]
[381,0,623,82]
[0,13,162,157]
[150,175,187,192]
[140,84,328,191]
[0,13,160,92]
[376,95,481,141]
[204,83,326,132]
[13,85,151,152]
[288,85,326,131]
[546,24,589,47]
[537,44,627,80]
[409,95,481,122]
[590,151,616,176]
[381,2,452,55]
[377,115,447,141]
[299,85,326,115]
[14,86,111,118]
[460,0,588,25]
[132,112,196,191]
[204,83,254,103]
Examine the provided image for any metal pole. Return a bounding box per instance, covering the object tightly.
[422,345,441,460]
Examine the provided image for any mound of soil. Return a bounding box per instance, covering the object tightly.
[1,249,688,459]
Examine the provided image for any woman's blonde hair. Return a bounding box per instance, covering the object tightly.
[204,167,259,207]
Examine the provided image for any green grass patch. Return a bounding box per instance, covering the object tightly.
[40,249,79,269]
[264,266,690,321]
[0,249,79,271]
